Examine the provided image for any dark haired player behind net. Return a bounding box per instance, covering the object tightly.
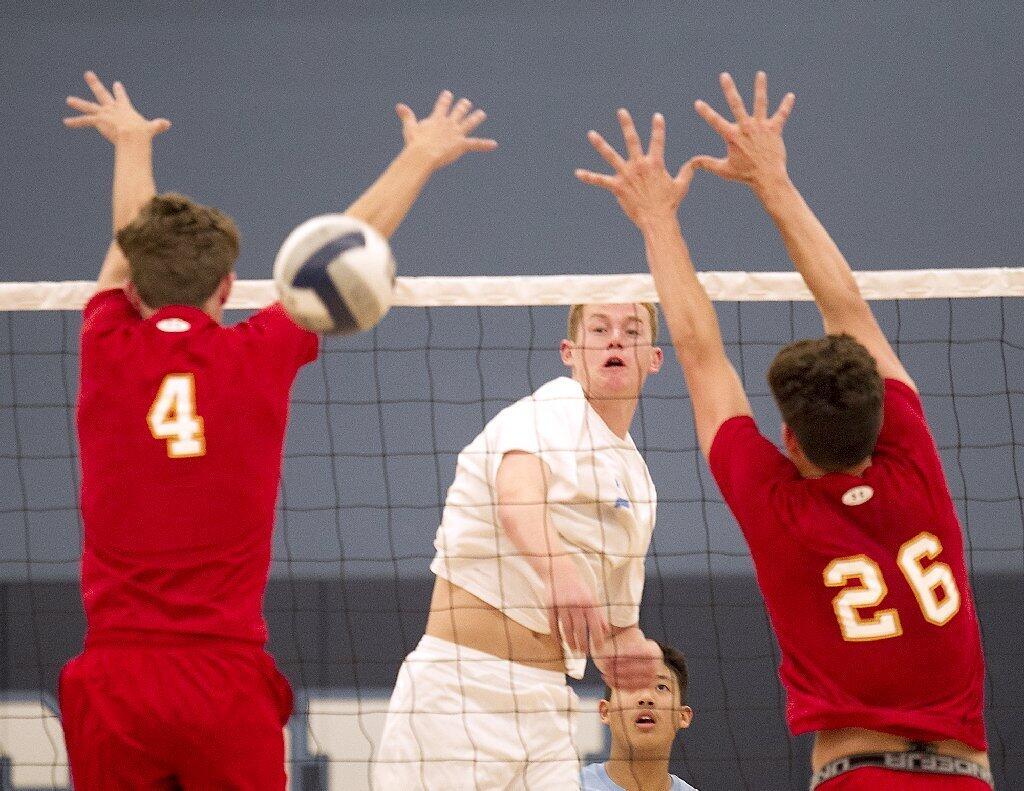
[576,72,990,790]
[60,72,495,789]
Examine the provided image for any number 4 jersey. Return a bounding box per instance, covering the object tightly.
[76,289,318,646]
[708,378,987,750]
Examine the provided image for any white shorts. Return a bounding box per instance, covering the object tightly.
[372,635,581,790]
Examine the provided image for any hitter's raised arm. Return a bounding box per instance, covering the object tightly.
[692,71,914,389]
[577,110,751,456]
[343,90,497,238]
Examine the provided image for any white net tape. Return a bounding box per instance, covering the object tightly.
[2,268,1024,311]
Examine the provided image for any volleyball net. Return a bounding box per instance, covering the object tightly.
[0,269,1021,790]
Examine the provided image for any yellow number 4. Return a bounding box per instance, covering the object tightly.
[147,374,206,458]
[824,531,961,642]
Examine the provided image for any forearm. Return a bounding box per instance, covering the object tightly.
[497,500,574,578]
[754,176,868,331]
[343,147,436,239]
[639,214,727,365]
[111,134,157,234]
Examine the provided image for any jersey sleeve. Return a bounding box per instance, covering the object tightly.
[81,288,141,341]
[233,302,319,372]
[871,378,951,503]
[708,416,799,534]
[873,379,934,457]
[80,288,142,367]
[483,395,581,494]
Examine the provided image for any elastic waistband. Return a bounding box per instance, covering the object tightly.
[85,630,262,651]
[412,634,567,687]
[810,750,994,790]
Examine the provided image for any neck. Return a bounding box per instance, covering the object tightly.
[796,456,872,479]
[604,750,672,791]
[583,392,637,438]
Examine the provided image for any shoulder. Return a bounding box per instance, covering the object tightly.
[672,775,700,791]
[578,762,612,790]
[490,377,584,430]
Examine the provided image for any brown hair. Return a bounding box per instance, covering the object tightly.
[567,303,659,344]
[116,193,240,309]
[604,640,689,705]
[767,333,884,471]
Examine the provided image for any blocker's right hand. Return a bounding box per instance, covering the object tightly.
[396,90,498,172]
[64,71,171,143]
[545,557,610,653]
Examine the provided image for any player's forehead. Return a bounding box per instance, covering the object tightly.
[579,303,650,327]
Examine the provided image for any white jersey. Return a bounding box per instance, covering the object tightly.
[430,376,657,679]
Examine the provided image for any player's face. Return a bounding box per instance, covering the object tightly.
[560,304,663,400]
[600,660,692,756]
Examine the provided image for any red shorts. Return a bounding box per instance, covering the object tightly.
[59,642,293,790]
[817,767,992,790]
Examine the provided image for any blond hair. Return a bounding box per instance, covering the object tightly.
[566,303,659,344]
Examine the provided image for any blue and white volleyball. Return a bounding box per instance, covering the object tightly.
[274,214,396,335]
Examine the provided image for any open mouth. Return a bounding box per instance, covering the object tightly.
[634,712,657,729]
[604,355,626,368]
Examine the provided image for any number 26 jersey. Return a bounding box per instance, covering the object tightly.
[76,289,318,647]
[708,379,986,750]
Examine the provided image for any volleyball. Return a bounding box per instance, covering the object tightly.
[274,214,396,335]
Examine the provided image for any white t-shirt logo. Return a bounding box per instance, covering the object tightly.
[156,318,191,333]
[841,485,874,506]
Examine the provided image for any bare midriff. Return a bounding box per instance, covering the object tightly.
[813,728,989,772]
[424,576,567,673]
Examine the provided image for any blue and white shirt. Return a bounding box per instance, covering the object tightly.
[580,761,698,791]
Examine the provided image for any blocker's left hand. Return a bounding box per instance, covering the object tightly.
[576,109,695,227]
[396,90,498,172]
[64,71,171,143]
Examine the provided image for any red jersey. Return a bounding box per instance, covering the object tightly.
[708,379,987,750]
[76,289,318,646]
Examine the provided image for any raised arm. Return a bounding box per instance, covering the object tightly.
[343,91,497,238]
[576,110,752,456]
[692,71,914,389]
[64,72,171,292]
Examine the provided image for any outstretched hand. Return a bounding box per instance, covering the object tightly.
[692,71,795,189]
[396,90,498,172]
[576,109,695,227]
[64,71,171,143]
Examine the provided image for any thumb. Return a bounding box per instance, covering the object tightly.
[150,118,172,135]
[674,159,697,192]
[395,103,416,131]
[687,155,729,176]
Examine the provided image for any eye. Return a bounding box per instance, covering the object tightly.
[591,326,607,334]
[627,328,641,337]
[657,683,670,692]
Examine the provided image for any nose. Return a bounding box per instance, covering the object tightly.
[637,695,654,707]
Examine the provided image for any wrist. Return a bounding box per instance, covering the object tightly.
[396,144,442,178]
[113,128,155,147]
[636,210,681,237]
[750,170,796,208]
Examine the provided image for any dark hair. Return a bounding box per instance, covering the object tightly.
[603,641,688,705]
[117,192,240,309]
[767,333,884,471]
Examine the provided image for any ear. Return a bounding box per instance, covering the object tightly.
[598,698,610,725]
[647,345,664,374]
[560,338,574,368]
[781,423,802,458]
[676,705,693,730]
[218,271,236,306]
